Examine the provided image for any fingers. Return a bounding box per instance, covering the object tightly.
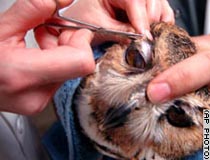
[192,35,210,53]
[59,29,94,49]
[34,25,59,49]
[146,0,161,23]
[0,29,94,90]
[34,16,79,49]
[1,47,94,89]
[107,0,149,35]
[106,0,174,39]
[160,0,175,24]
[147,52,210,103]
[0,0,73,38]
[34,29,95,82]
[147,0,174,24]
[124,0,149,33]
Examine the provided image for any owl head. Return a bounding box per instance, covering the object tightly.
[73,22,210,160]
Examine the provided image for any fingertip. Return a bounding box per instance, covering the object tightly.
[160,0,175,24]
[144,30,153,40]
[147,82,171,104]
[161,10,175,24]
[79,52,96,75]
[136,28,153,40]
[123,0,150,34]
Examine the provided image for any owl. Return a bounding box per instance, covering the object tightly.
[72,22,210,160]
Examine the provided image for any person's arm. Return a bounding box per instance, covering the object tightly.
[147,35,210,103]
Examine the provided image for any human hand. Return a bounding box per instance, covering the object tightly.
[147,35,210,103]
[63,0,174,45]
[0,0,95,114]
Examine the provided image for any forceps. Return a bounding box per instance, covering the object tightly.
[42,1,144,40]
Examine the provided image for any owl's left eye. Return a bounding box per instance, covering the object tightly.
[166,105,194,128]
[125,40,152,69]
[125,47,146,69]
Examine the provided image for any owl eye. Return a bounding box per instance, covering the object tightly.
[125,47,146,69]
[166,105,194,128]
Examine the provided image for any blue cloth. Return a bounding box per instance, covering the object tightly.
[184,150,203,160]
[42,121,69,160]
[46,44,110,160]
[43,43,203,160]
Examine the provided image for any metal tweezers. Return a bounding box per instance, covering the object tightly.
[42,2,144,40]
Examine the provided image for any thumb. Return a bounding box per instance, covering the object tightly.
[147,53,210,103]
[0,0,72,38]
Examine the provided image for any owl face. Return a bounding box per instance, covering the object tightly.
[74,22,210,160]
